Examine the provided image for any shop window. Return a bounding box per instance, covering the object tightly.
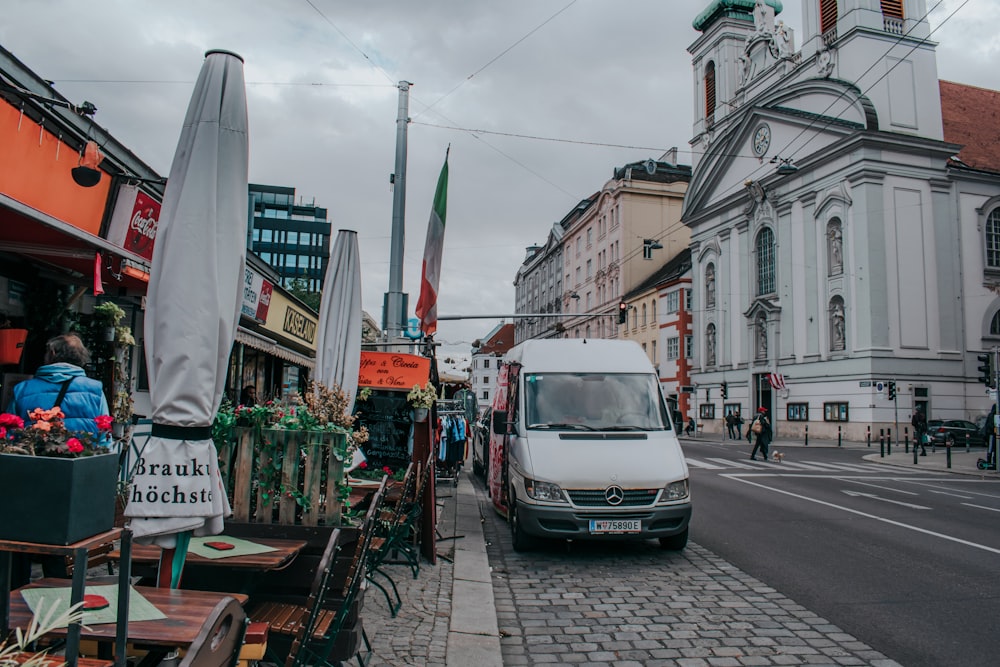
[824,402,849,421]
[787,403,809,421]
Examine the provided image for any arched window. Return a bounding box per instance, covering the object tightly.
[705,61,716,126]
[990,311,1000,336]
[756,228,775,296]
[827,219,843,276]
[705,263,716,308]
[651,299,657,326]
[641,303,647,327]
[830,296,846,352]
[632,307,638,329]
[986,209,1000,269]
[880,0,903,19]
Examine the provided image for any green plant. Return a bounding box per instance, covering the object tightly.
[407,382,438,409]
[92,301,126,327]
[0,598,86,666]
[356,387,372,402]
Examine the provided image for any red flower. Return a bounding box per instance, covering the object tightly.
[94,415,113,431]
[382,466,392,474]
[359,461,368,469]
[66,438,84,454]
[0,427,5,439]
[0,413,24,429]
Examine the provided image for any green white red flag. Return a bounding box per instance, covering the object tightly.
[415,149,449,335]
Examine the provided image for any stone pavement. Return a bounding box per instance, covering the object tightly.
[361,437,992,666]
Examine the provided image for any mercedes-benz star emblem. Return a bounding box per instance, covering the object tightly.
[605,486,625,505]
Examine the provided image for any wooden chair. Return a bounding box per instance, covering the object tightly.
[251,477,386,667]
[365,463,417,616]
[392,449,436,580]
[178,595,248,667]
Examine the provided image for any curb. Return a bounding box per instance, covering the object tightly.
[446,473,502,667]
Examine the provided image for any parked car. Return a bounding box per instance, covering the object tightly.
[472,407,491,480]
[925,419,986,447]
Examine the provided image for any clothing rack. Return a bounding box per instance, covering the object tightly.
[435,399,467,485]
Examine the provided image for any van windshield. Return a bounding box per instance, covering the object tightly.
[524,372,671,431]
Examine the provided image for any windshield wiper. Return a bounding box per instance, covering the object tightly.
[599,425,649,431]
[530,422,598,431]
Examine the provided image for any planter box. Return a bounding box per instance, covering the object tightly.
[0,452,118,544]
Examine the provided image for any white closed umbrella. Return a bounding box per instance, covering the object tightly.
[314,229,362,412]
[124,49,248,586]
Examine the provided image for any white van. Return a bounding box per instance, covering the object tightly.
[487,338,691,551]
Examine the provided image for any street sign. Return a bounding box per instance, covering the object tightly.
[680,386,695,393]
[875,381,885,393]
[859,381,872,387]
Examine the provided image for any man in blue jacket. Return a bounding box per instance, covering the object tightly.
[8,333,110,587]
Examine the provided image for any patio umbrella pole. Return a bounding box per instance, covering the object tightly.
[156,530,192,588]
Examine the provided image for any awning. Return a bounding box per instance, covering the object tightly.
[0,192,151,292]
[235,326,315,369]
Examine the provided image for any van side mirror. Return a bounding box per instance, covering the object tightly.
[492,410,508,434]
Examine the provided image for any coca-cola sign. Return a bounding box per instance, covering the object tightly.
[107,184,162,261]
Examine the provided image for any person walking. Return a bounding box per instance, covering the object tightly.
[725,411,737,439]
[749,406,772,461]
[911,408,928,456]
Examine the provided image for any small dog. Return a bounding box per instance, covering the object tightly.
[771,451,784,463]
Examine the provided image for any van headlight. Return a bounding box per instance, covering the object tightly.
[524,479,567,503]
[660,479,689,502]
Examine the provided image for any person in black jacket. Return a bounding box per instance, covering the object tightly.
[911,408,928,456]
[749,407,773,460]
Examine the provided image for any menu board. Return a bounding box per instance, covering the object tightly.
[354,390,412,470]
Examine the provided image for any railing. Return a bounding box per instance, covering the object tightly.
[821,28,838,48]
[883,17,904,35]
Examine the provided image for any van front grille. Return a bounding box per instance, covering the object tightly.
[566,489,659,507]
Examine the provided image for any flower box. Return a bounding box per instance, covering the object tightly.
[0,451,118,544]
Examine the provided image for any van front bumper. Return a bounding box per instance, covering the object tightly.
[515,499,691,540]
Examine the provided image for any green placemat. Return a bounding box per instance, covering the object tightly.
[20,584,167,626]
[187,535,278,560]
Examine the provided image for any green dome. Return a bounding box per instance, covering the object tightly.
[692,0,783,32]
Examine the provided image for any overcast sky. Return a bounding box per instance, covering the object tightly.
[2,1,996,358]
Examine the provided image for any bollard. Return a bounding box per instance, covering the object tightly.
[947,441,952,469]
[880,432,885,458]
[966,433,970,454]
[804,424,809,447]
[913,438,918,464]
[867,425,871,448]
[904,427,909,454]
[838,425,842,447]
[887,428,892,455]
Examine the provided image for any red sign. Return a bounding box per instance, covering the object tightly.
[256,280,273,322]
[107,184,161,261]
[358,352,431,389]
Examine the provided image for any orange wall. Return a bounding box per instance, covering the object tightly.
[0,100,110,234]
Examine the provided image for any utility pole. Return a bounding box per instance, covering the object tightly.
[384,81,411,340]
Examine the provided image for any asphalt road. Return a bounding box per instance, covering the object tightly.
[684,439,1000,667]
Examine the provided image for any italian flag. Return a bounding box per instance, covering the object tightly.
[415,150,449,336]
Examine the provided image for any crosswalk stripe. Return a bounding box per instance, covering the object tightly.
[685,458,726,469]
[705,457,757,469]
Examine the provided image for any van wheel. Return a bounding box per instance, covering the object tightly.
[509,496,537,552]
[658,528,688,551]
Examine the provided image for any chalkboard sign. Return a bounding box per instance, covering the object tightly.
[354,390,412,470]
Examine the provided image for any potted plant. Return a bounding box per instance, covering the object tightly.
[92,301,126,343]
[0,409,116,544]
[407,382,437,422]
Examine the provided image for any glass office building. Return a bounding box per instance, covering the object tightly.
[248,183,331,292]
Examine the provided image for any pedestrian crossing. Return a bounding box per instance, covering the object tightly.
[686,456,934,474]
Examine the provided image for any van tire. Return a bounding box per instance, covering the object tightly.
[509,496,537,552]
[658,528,688,551]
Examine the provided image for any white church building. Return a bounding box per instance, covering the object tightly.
[683,0,1000,439]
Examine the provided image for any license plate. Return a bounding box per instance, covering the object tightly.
[589,519,641,534]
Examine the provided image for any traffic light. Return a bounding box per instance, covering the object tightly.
[618,301,628,324]
[887,381,896,401]
[721,382,728,399]
[977,352,995,388]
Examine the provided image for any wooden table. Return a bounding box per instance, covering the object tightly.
[7,579,247,665]
[114,537,307,572]
[0,529,132,667]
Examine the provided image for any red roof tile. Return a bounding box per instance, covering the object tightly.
[940,80,1000,174]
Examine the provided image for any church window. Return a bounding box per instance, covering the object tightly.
[986,208,1000,269]
[990,311,1000,336]
[705,61,716,126]
[820,0,838,34]
[756,228,775,296]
